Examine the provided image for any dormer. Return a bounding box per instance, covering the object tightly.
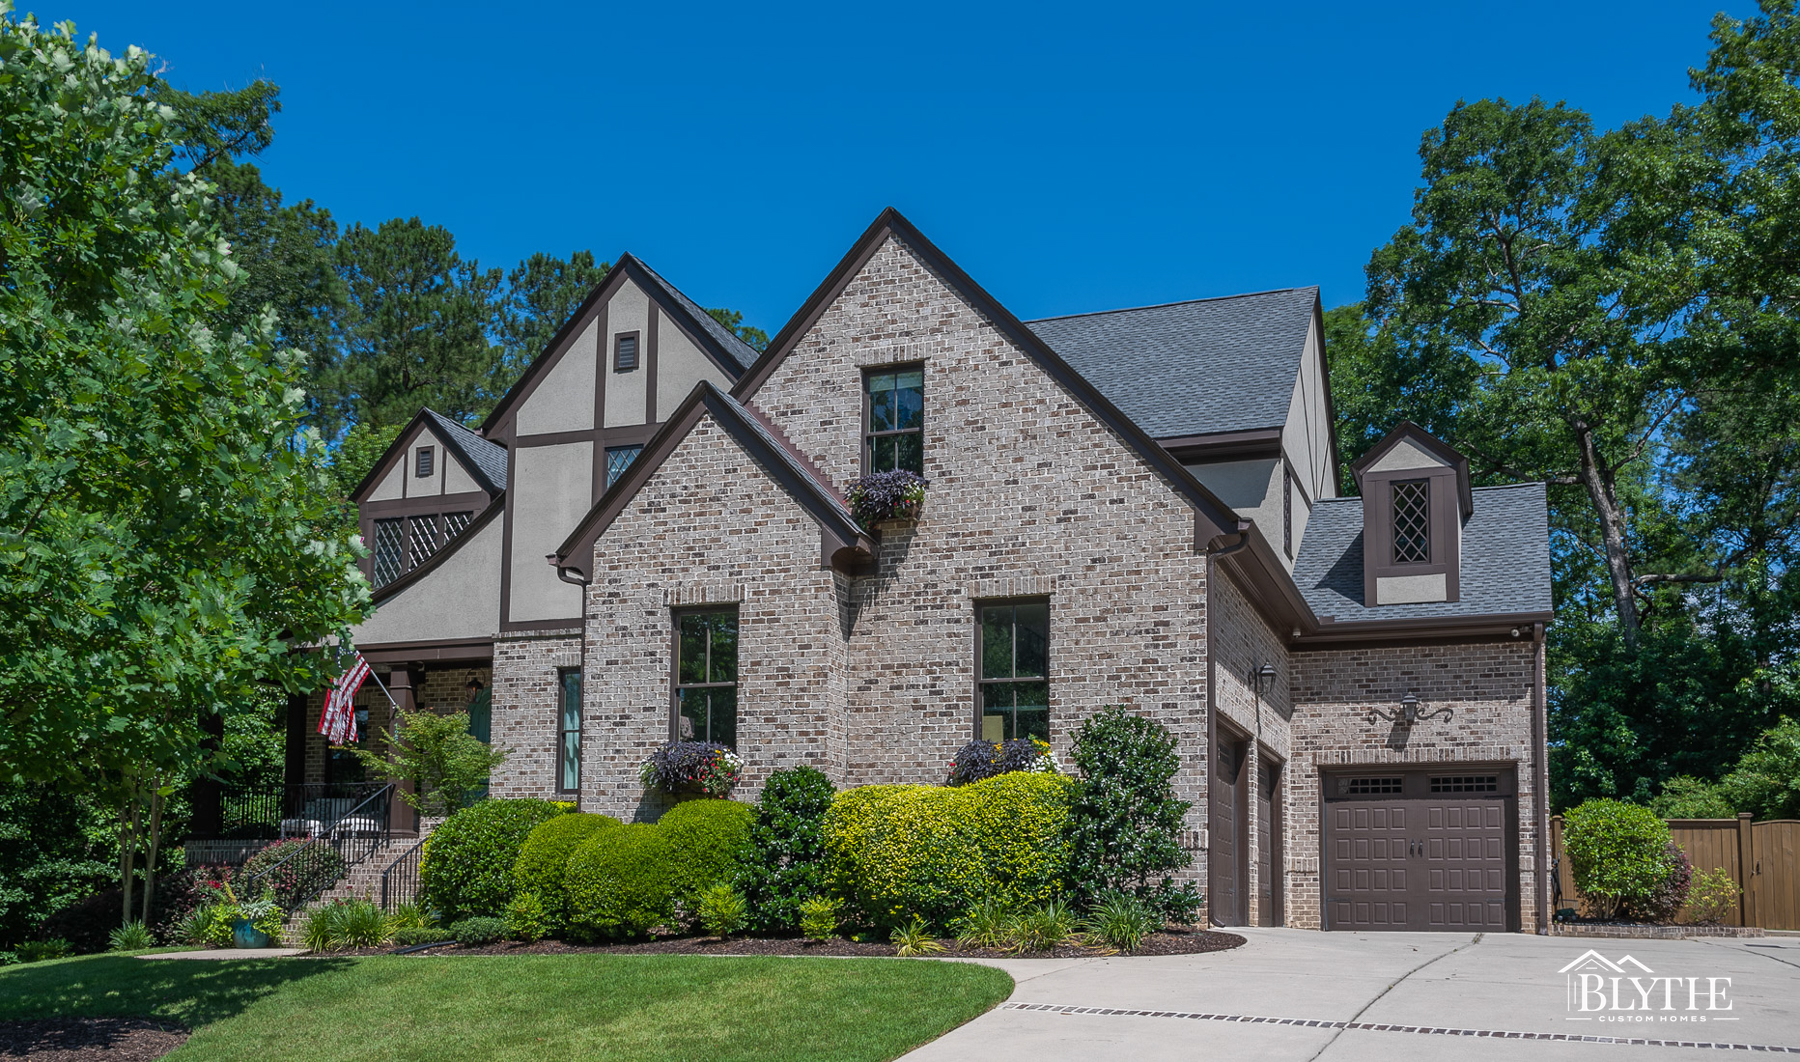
[1351,422,1473,606]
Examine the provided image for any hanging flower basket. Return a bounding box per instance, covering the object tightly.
[640,741,744,798]
[847,470,927,526]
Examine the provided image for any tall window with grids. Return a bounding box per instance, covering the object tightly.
[557,668,581,792]
[674,609,737,747]
[978,600,1049,741]
[1390,479,1431,564]
[864,367,923,474]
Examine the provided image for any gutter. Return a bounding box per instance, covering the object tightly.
[1533,621,1550,934]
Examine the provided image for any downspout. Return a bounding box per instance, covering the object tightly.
[1532,621,1550,934]
[1204,522,1252,927]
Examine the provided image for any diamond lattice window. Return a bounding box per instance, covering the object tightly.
[606,446,642,489]
[441,511,473,541]
[1391,479,1431,564]
[372,518,405,587]
[408,515,439,569]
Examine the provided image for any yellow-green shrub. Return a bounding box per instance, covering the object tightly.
[823,773,1072,928]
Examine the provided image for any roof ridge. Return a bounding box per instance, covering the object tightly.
[631,258,760,369]
[1026,286,1320,324]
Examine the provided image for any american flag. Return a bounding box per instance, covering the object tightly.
[318,652,371,745]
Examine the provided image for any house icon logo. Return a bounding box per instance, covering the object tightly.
[1560,950,1733,1022]
[1558,950,1655,975]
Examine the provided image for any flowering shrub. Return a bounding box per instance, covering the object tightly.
[947,737,1060,785]
[639,741,743,797]
[234,838,344,911]
[846,470,927,526]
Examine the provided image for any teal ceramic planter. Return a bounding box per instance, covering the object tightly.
[232,919,272,949]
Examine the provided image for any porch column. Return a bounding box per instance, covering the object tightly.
[190,706,225,838]
[387,666,418,834]
[283,691,308,818]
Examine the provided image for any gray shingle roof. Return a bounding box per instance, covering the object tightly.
[1026,287,1318,439]
[422,409,508,494]
[1293,482,1553,622]
[634,260,762,370]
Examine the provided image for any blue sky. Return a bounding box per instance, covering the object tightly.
[49,1,1745,334]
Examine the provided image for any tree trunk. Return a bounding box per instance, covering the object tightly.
[1573,419,1642,645]
[140,778,164,926]
[118,775,143,929]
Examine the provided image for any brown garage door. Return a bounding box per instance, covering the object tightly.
[1325,768,1518,931]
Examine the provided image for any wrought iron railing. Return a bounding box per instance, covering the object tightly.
[215,781,386,839]
[239,784,394,911]
[379,838,427,912]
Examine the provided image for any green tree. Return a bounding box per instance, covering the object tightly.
[347,707,507,817]
[706,307,770,353]
[0,13,369,926]
[493,250,610,387]
[328,218,504,429]
[1063,707,1201,919]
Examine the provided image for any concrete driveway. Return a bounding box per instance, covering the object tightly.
[905,930,1800,1060]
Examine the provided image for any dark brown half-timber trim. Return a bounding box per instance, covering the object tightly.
[1157,427,1283,464]
[359,490,489,516]
[367,494,505,606]
[355,636,495,665]
[482,255,749,438]
[645,310,659,423]
[730,207,1237,544]
[551,380,873,582]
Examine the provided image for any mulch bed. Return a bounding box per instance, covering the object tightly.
[336,926,1245,960]
[0,1018,188,1061]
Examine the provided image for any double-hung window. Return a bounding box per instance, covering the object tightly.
[978,600,1050,742]
[674,609,737,747]
[557,668,582,792]
[864,367,924,475]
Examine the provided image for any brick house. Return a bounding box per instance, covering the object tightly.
[282,209,1553,932]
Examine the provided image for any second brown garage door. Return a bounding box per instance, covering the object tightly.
[1324,767,1519,932]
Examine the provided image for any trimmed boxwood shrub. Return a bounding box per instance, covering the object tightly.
[419,798,568,921]
[565,823,677,940]
[1564,798,1680,920]
[511,812,620,934]
[657,798,755,910]
[824,773,1072,929]
[737,766,836,933]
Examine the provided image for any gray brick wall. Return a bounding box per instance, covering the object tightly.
[1286,640,1541,930]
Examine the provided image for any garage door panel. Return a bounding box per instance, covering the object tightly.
[1326,773,1516,932]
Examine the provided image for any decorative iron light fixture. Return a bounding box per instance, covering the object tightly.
[1373,691,1447,725]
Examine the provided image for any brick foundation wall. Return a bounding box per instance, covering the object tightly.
[1287,640,1542,930]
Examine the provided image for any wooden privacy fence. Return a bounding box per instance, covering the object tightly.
[1549,813,1800,930]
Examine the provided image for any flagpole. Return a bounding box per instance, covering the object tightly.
[362,664,403,713]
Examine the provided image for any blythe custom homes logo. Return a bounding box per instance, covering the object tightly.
[1561,950,1736,1023]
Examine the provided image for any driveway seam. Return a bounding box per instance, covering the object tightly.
[1000,1003,1800,1053]
[1305,933,1480,1062]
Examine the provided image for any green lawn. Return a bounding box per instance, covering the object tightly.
[0,953,1013,1062]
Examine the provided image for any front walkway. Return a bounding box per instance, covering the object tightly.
[906,929,1800,1060]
